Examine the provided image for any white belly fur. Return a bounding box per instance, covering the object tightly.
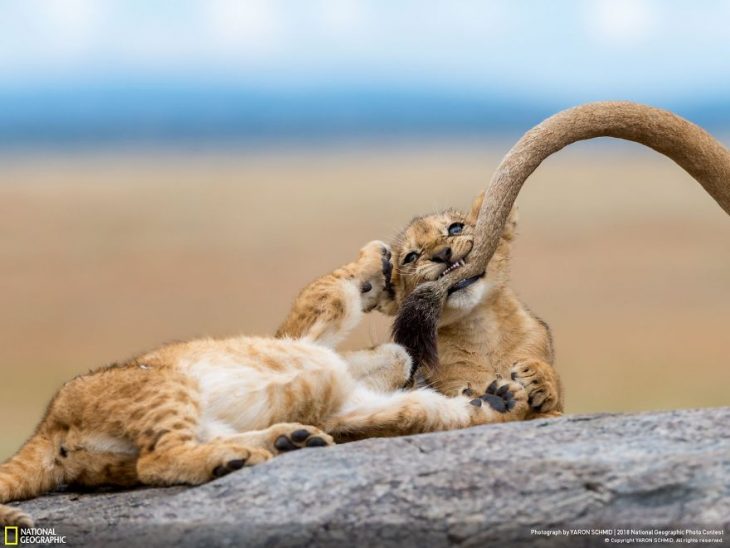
[183,337,351,441]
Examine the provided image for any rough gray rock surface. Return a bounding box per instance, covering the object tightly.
[15,408,730,547]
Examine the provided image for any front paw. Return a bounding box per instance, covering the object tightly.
[510,360,561,415]
[356,240,394,311]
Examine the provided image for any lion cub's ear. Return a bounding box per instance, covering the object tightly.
[467,191,518,241]
[502,207,519,241]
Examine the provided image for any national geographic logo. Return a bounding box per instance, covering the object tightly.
[2,528,17,547]
[2,527,67,545]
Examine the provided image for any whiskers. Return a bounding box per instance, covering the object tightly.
[409,375,440,392]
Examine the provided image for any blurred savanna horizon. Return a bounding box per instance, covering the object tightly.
[1,0,729,459]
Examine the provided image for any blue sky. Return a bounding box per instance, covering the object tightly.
[1,1,729,144]
[2,0,729,100]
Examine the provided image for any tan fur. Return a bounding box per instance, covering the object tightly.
[387,195,563,418]
[1,241,528,527]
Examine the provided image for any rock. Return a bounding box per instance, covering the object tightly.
[14,408,730,547]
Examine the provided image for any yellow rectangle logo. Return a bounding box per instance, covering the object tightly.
[4,526,19,546]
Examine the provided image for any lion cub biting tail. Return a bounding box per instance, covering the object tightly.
[387,193,563,419]
[0,241,529,528]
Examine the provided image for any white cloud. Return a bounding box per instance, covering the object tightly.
[1,0,102,64]
[43,0,100,37]
[317,0,367,35]
[0,0,729,98]
[585,0,655,47]
[202,0,285,59]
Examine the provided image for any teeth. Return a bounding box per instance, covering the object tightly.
[439,260,465,278]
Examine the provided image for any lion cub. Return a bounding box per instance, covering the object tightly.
[385,193,563,419]
[0,241,529,528]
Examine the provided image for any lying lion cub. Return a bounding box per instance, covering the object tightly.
[385,193,563,419]
[1,241,528,528]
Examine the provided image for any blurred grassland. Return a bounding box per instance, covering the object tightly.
[1,141,728,460]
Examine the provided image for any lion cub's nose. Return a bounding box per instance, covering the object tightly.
[431,246,452,263]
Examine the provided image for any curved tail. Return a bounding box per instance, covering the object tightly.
[444,101,730,292]
[0,434,59,527]
[394,101,730,373]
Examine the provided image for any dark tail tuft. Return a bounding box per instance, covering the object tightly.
[392,282,446,382]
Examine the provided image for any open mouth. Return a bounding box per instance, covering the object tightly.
[447,272,486,294]
[438,259,466,278]
[436,255,486,294]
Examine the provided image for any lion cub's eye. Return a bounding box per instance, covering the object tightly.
[402,251,420,265]
[447,222,464,235]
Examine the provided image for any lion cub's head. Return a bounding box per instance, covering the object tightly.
[384,192,517,323]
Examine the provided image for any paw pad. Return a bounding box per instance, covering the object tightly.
[290,429,311,443]
[213,458,247,478]
[274,435,298,452]
[273,428,332,453]
[305,437,327,447]
[479,380,517,413]
[529,389,548,411]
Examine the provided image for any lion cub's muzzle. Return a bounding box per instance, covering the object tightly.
[429,239,474,280]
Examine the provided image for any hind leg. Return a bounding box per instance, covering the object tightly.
[131,377,271,485]
[0,506,33,528]
[136,433,272,485]
[326,379,529,442]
